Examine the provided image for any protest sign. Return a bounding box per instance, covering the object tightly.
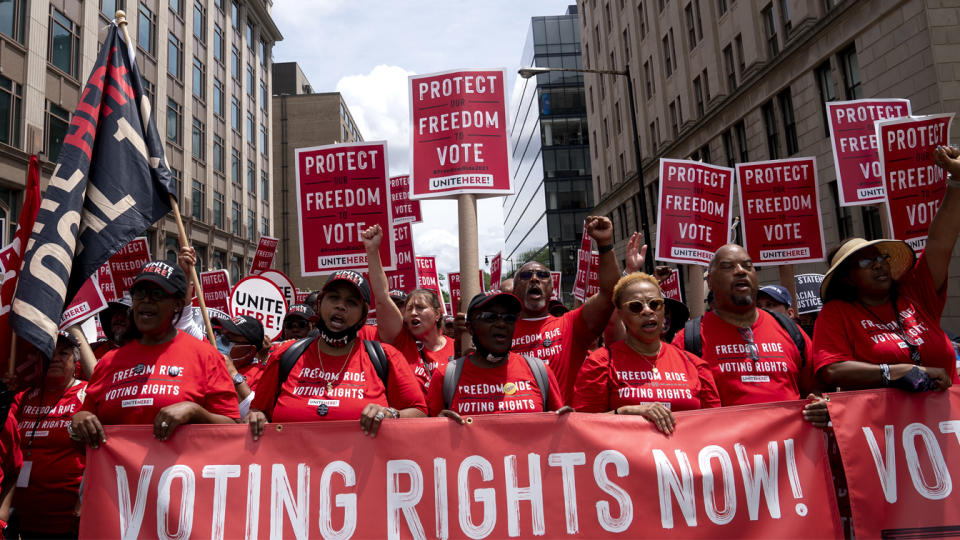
[409,69,512,199]
[415,256,444,314]
[448,272,461,313]
[97,263,117,303]
[259,269,296,310]
[656,159,735,265]
[108,236,150,296]
[295,289,310,304]
[249,235,279,275]
[199,270,231,313]
[572,223,593,300]
[826,99,911,206]
[490,252,502,290]
[382,223,417,293]
[660,268,683,302]
[295,141,395,274]
[794,273,824,315]
[551,271,561,300]
[229,276,288,340]
[81,400,842,539]
[574,251,599,302]
[389,175,422,224]
[736,158,826,266]
[876,113,954,250]
[60,275,107,330]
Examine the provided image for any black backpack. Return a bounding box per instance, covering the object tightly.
[276,334,389,399]
[682,308,806,367]
[442,355,550,411]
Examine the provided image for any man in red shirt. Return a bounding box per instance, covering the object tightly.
[510,216,620,403]
[672,244,827,424]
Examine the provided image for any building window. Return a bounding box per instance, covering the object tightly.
[815,61,836,137]
[231,148,240,185]
[694,1,703,39]
[762,101,779,159]
[191,179,204,220]
[246,65,255,97]
[735,34,745,74]
[141,75,155,106]
[45,101,70,162]
[829,181,853,238]
[261,169,268,200]
[649,121,658,154]
[718,0,727,15]
[699,143,711,163]
[166,99,181,144]
[231,201,240,235]
[231,1,239,28]
[260,124,267,153]
[213,191,224,229]
[170,0,181,16]
[49,8,81,78]
[213,134,224,172]
[646,181,659,223]
[662,35,673,76]
[260,40,267,66]
[839,44,862,99]
[247,209,255,240]
[623,28,631,62]
[192,57,205,98]
[138,3,156,55]
[246,20,254,48]
[693,75,704,117]
[723,44,736,92]
[213,24,223,62]
[0,0,27,44]
[778,0,791,35]
[685,3,696,50]
[193,1,204,39]
[168,34,183,79]
[170,168,183,202]
[861,207,883,240]
[103,1,126,17]
[213,78,224,117]
[734,121,748,162]
[246,111,254,145]
[669,101,679,138]
[247,160,255,191]
[639,1,647,39]
[231,46,240,81]
[261,216,268,236]
[231,97,240,131]
[778,88,798,155]
[702,68,711,102]
[260,80,267,109]
[191,117,204,159]
[723,130,735,167]
[762,4,779,58]
[643,60,654,99]
[603,119,609,147]
[0,76,23,149]
[615,102,622,134]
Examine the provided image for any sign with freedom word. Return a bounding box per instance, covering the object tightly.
[97,263,117,303]
[448,272,462,313]
[60,274,107,330]
[198,270,231,313]
[415,256,444,315]
[794,273,824,315]
[657,159,735,265]
[229,276,288,340]
[107,236,150,297]
[249,235,279,275]
[489,252,502,290]
[827,99,911,206]
[389,175,422,224]
[295,141,395,274]
[365,223,417,303]
[573,250,599,302]
[259,269,296,311]
[551,271,561,300]
[660,268,683,302]
[736,158,826,266]
[877,113,954,251]
[409,69,512,199]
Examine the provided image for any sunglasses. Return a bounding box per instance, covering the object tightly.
[854,254,890,268]
[738,327,761,362]
[623,299,665,313]
[284,319,309,330]
[517,269,551,280]
[473,312,519,324]
[131,287,171,301]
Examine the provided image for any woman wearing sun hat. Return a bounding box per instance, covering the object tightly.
[812,145,960,391]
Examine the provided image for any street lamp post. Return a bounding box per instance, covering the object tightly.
[519,65,654,274]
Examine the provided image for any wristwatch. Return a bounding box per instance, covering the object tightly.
[385,407,400,419]
[232,372,247,386]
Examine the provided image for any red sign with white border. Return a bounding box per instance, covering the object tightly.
[736,157,826,266]
[389,175,422,224]
[97,263,117,303]
[199,269,231,313]
[295,289,310,304]
[60,274,107,329]
[249,235,279,275]
[108,236,150,297]
[660,268,682,302]
[416,256,445,315]
[259,269,296,311]
[229,276,288,340]
[448,272,461,314]
[295,141,395,274]
[656,159,735,266]
[409,69,512,199]
[489,252,502,290]
[550,271,561,300]
[574,251,599,302]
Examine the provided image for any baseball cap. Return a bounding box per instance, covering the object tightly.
[284,303,317,323]
[213,315,265,347]
[758,285,792,307]
[322,270,371,304]
[131,261,188,297]
[388,289,408,303]
[56,331,80,348]
[467,291,522,319]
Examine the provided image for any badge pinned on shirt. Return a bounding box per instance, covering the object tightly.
[542,338,553,347]
[133,363,146,375]
[316,403,329,416]
[503,382,517,395]
[168,366,181,377]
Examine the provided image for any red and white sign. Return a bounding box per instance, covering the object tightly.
[736,157,826,265]
[97,263,117,303]
[416,256,444,315]
[827,388,960,540]
[108,236,150,297]
[827,99,911,206]
[295,141,395,274]
[409,69,512,199]
[389,175,422,224]
[248,235,279,275]
[489,252,502,290]
[448,272,462,313]
[295,288,310,304]
[60,274,107,329]
[572,223,593,300]
[199,270,231,313]
[660,268,683,302]
[229,276,288,340]
[656,159,735,265]
[551,271,561,300]
[573,251,599,302]
[80,401,842,539]
[877,113,954,251]
[259,269,296,311]
[369,223,417,296]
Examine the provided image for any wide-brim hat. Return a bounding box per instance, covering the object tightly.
[821,238,915,303]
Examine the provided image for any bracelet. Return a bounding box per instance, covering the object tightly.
[880,364,891,386]
[947,175,960,189]
[386,407,400,419]
[598,243,614,254]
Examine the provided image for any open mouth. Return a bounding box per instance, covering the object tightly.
[328,313,347,330]
[408,317,423,329]
[641,320,659,331]
[527,285,543,300]
[732,279,751,293]
[135,307,158,322]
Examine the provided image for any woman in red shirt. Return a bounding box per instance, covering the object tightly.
[71,260,240,448]
[247,270,426,438]
[573,273,720,434]
[814,144,960,391]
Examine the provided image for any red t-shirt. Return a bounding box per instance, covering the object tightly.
[81,331,240,424]
[426,353,564,416]
[813,253,958,383]
[0,413,22,502]
[390,328,454,394]
[251,339,427,422]
[511,307,594,403]
[13,381,86,533]
[672,310,813,405]
[572,341,721,412]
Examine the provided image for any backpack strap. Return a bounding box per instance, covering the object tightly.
[363,340,389,388]
[522,355,551,411]
[277,333,320,399]
[683,316,703,357]
[761,308,807,368]
[442,355,468,410]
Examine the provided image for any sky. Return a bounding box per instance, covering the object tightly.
[271,0,575,280]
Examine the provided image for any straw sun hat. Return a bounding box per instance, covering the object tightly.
[820,238,915,303]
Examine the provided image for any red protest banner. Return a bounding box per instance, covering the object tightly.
[448,272,461,313]
[199,270,231,313]
[416,256,445,315]
[60,274,107,329]
[97,263,117,303]
[877,113,954,251]
[661,268,683,302]
[827,388,960,539]
[108,237,150,297]
[657,159,735,265]
[295,141,395,274]
[551,271,561,300]
[249,235,279,275]
[826,99,911,206]
[80,402,842,539]
[489,252,502,290]
[409,69,512,199]
[389,175,422,224]
[736,158,826,266]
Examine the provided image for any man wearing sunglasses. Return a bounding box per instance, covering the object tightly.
[672,244,828,426]
[281,304,317,340]
[510,216,621,403]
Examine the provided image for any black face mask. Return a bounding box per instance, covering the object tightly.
[315,317,362,348]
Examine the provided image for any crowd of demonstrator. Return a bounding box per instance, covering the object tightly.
[0,147,956,538]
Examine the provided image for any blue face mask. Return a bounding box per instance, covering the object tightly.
[215,334,233,356]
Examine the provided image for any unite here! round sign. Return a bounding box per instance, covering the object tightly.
[230,276,288,340]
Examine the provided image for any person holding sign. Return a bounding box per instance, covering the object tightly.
[573,273,720,434]
[813,146,960,391]
[70,261,240,448]
[246,271,426,439]
[362,225,454,394]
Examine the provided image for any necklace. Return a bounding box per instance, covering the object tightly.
[626,341,662,373]
[317,341,355,392]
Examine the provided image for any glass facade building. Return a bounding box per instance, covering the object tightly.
[504,5,592,303]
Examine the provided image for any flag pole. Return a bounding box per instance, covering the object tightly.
[116,11,217,346]
[7,334,15,379]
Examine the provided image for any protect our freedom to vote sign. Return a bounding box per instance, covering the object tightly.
[409,69,512,199]
[656,159,735,266]
[230,276,288,340]
[295,141,395,275]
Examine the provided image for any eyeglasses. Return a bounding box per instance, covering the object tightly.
[854,254,890,268]
[517,269,551,280]
[472,312,519,324]
[623,299,665,313]
[715,260,754,271]
[738,327,761,362]
[284,319,309,330]
[131,287,171,301]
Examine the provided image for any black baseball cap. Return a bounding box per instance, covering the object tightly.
[57,331,80,348]
[213,315,265,347]
[467,291,522,319]
[322,270,371,304]
[131,261,188,297]
[284,303,317,323]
